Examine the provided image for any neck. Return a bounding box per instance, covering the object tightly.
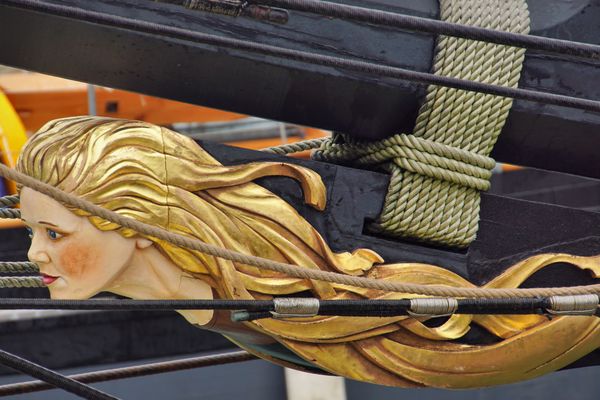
[108,245,214,325]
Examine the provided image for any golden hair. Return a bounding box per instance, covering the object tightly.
[16,116,380,300]
[16,116,600,388]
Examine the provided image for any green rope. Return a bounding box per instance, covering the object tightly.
[313,0,530,248]
[261,138,327,155]
[314,133,495,191]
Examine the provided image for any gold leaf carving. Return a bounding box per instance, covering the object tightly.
[17,117,600,389]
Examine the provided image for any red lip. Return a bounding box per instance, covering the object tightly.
[40,273,58,285]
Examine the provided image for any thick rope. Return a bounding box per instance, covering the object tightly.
[0,277,44,288]
[0,262,39,274]
[0,196,19,208]
[0,195,20,219]
[3,163,600,298]
[261,138,327,155]
[314,0,529,248]
[314,133,495,191]
[0,208,20,219]
[0,351,255,396]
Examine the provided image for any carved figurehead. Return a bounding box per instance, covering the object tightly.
[16,116,600,388]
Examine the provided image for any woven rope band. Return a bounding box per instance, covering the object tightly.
[313,0,530,248]
[314,133,495,191]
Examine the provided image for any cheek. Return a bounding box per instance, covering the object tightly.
[58,241,101,279]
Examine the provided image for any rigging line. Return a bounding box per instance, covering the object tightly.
[0,348,119,400]
[0,277,44,288]
[0,351,256,396]
[0,298,596,317]
[5,0,600,113]
[0,195,19,208]
[0,262,38,274]
[251,0,600,61]
[0,298,275,310]
[3,161,600,299]
[0,208,20,219]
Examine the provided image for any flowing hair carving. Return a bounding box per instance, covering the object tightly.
[16,116,600,388]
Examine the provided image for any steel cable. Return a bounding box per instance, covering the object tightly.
[4,0,600,113]
[0,348,119,399]
[251,0,600,61]
[0,297,594,317]
[0,351,255,396]
[0,298,275,310]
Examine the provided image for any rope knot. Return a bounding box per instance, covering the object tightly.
[313,133,495,191]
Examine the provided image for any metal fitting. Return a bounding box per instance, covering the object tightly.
[547,294,599,316]
[271,298,320,319]
[408,298,458,317]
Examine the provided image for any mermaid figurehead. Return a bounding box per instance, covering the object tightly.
[16,116,600,388]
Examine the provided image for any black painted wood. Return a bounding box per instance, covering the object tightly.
[0,310,235,375]
[3,142,600,293]
[1,143,600,369]
[203,143,600,287]
[1,0,600,179]
[1,0,600,373]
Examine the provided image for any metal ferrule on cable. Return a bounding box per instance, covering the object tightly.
[408,298,459,317]
[270,298,320,319]
[546,294,600,316]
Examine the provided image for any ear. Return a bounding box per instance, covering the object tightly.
[135,237,153,249]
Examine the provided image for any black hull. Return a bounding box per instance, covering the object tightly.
[1,0,600,179]
[1,143,600,371]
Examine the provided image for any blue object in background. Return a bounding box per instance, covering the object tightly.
[0,179,7,197]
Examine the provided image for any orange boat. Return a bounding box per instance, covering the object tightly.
[0,71,328,229]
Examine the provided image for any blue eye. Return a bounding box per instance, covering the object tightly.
[46,229,63,241]
[25,227,33,239]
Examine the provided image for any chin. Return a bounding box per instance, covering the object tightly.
[48,288,96,300]
[46,277,99,300]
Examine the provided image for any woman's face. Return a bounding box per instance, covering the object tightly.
[20,187,137,299]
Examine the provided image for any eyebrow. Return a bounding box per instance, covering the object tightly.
[21,218,58,228]
[20,218,61,228]
[36,220,60,228]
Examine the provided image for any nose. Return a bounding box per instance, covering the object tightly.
[28,234,50,264]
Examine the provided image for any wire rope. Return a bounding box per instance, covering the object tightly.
[0,351,255,396]
[3,0,600,113]
[0,348,119,400]
[251,0,600,61]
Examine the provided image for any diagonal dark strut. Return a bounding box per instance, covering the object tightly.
[0,351,255,397]
[0,348,119,399]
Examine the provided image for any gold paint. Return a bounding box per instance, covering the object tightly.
[16,117,600,388]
